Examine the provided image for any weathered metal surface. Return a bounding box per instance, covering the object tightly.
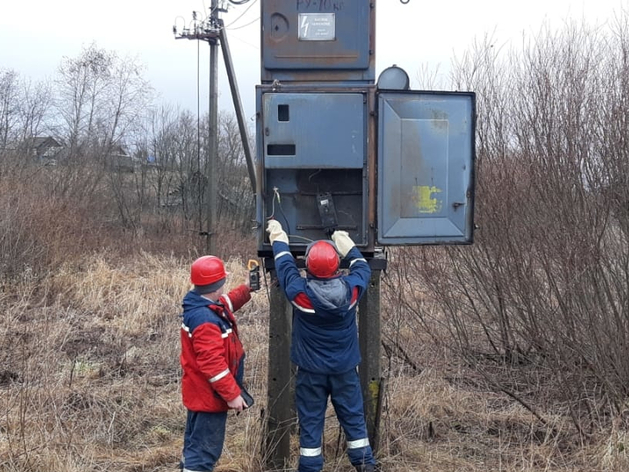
[377,91,476,244]
[262,256,388,271]
[366,87,377,250]
[260,0,375,83]
[262,92,366,168]
[256,85,373,256]
[262,168,367,252]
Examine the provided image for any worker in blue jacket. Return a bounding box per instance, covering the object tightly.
[267,219,376,472]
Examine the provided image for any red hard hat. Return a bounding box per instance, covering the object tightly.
[305,241,340,278]
[190,256,227,286]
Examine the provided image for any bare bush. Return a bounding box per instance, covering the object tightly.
[384,16,629,445]
[0,162,105,281]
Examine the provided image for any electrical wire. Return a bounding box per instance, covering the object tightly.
[261,257,274,306]
[225,33,259,51]
[223,0,258,29]
[287,234,314,243]
[267,187,292,237]
[276,189,291,236]
[172,16,187,35]
[276,208,292,241]
[266,187,277,220]
[225,15,260,31]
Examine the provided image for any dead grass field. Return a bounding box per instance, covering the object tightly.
[1,252,627,472]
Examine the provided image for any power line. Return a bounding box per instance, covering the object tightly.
[223,0,258,29]
[225,14,259,31]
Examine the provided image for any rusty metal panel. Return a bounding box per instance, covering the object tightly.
[261,0,375,83]
[263,92,365,168]
[377,91,476,245]
[263,168,367,245]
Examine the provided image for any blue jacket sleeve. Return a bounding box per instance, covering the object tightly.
[342,246,371,295]
[272,241,306,301]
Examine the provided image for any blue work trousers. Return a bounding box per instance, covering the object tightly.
[181,410,227,472]
[296,368,375,472]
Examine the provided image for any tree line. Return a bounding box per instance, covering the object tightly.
[0,43,255,274]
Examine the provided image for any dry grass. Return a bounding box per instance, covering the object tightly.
[0,251,625,472]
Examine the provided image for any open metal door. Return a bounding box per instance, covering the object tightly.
[377,91,476,245]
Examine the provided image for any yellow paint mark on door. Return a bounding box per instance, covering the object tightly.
[414,186,442,213]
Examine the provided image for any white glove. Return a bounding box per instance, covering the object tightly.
[267,219,288,244]
[331,230,355,258]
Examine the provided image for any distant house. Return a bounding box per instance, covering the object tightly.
[26,137,63,162]
[108,144,136,173]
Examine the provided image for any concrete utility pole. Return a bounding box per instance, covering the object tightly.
[175,1,257,255]
[174,4,221,254]
[207,0,219,255]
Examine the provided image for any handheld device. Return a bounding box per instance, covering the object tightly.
[247,259,260,291]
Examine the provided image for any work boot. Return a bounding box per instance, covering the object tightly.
[354,465,375,472]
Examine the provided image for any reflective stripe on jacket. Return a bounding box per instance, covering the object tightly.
[272,241,371,374]
[180,285,251,412]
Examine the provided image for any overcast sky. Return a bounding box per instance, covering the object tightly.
[1,0,627,120]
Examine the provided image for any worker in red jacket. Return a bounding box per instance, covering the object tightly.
[179,255,254,472]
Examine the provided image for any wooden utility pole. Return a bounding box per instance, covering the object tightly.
[265,271,295,470]
[218,21,256,195]
[358,267,383,453]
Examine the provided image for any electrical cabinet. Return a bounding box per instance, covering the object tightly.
[257,88,370,256]
[261,0,375,83]
[256,87,476,255]
[255,3,476,256]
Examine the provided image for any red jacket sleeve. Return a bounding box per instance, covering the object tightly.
[191,322,241,402]
[220,284,252,314]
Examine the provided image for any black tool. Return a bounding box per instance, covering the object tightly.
[240,387,255,409]
[316,192,338,237]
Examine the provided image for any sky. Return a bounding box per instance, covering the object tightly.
[0,0,627,121]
